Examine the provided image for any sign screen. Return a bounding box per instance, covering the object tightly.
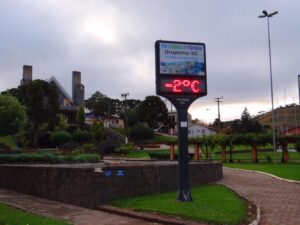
[159,42,205,76]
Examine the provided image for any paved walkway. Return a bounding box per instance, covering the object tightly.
[1,168,299,225]
[218,168,300,225]
[0,189,160,225]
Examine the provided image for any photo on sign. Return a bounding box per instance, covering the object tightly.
[159,42,205,76]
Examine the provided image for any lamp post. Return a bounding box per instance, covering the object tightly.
[258,10,278,164]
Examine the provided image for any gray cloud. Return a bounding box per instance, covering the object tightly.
[1,0,300,122]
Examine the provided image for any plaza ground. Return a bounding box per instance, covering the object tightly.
[0,162,299,225]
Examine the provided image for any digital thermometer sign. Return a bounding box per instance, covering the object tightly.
[154,40,207,202]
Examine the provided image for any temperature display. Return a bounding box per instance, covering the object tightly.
[160,77,206,94]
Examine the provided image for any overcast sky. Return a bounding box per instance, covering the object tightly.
[1,0,299,123]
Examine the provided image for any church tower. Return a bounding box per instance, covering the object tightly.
[20,65,32,85]
[72,71,85,106]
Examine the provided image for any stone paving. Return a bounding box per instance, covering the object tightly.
[218,168,300,225]
[0,167,299,225]
[0,189,161,225]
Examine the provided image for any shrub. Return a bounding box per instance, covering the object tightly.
[0,152,100,164]
[71,149,85,156]
[149,152,194,160]
[72,130,92,145]
[50,131,72,146]
[0,136,17,151]
[116,144,134,156]
[70,154,100,163]
[295,139,300,154]
[266,155,272,163]
[91,120,104,144]
[129,123,154,140]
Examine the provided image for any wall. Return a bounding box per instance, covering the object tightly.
[0,162,222,208]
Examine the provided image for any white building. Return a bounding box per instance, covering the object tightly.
[168,111,192,135]
[103,116,124,129]
[188,124,216,138]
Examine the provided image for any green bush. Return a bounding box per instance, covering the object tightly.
[295,139,300,154]
[149,152,194,160]
[129,123,154,140]
[0,136,17,150]
[91,120,104,144]
[0,152,100,164]
[116,144,134,155]
[72,130,92,144]
[71,149,85,156]
[70,154,100,163]
[50,131,72,146]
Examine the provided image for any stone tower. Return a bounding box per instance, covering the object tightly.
[20,65,32,85]
[72,71,85,106]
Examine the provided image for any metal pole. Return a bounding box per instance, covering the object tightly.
[259,10,278,164]
[176,107,192,202]
[266,16,277,164]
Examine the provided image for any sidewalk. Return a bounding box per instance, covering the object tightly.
[218,168,300,225]
[0,189,160,225]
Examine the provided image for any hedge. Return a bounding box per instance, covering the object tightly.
[149,152,194,160]
[0,152,100,164]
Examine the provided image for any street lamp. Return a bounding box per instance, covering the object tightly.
[258,10,278,164]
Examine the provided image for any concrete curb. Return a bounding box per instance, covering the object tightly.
[249,206,261,225]
[225,187,261,225]
[97,205,206,225]
[98,192,259,225]
[224,167,300,184]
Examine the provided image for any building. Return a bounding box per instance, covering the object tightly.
[188,124,216,138]
[103,116,124,129]
[283,125,300,135]
[167,111,192,135]
[20,65,85,125]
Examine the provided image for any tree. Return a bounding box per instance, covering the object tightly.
[212,118,223,131]
[192,118,206,125]
[127,110,139,127]
[85,91,112,118]
[129,122,154,140]
[231,107,262,133]
[76,105,85,128]
[56,114,68,131]
[6,80,59,146]
[136,96,168,129]
[0,94,25,136]
[123,99,141,112]
[91,120,104,144]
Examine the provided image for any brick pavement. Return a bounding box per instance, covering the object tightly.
[218,168,300,225]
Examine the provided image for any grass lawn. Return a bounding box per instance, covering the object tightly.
[152,134,177,143]
[212,151,300,163]
[0,203,70,225]
[108,184,246,225]
[126,149,171,158]
[224,163,300,181]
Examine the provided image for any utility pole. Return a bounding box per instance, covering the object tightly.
[121,92,129,144]
[215,96,223,131]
